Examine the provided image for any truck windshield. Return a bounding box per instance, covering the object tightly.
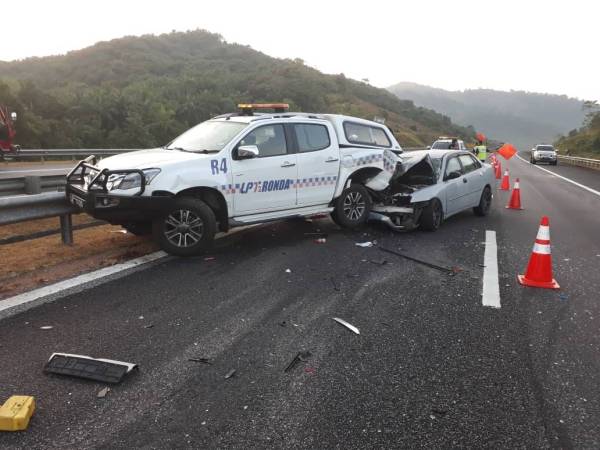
[537,146,554,151]
[166,121,247,152]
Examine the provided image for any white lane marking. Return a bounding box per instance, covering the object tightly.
[0,251,167,314]
[482,230,501,308]
[516,153,600,198]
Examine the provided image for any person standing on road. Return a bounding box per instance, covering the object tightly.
[474,135,488,162]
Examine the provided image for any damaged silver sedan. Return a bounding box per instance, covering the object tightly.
[367,150,495,231]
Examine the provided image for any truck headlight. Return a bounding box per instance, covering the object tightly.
[111,169,161,191]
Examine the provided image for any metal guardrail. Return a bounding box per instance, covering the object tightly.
[0,192,76,244]
[557,155,600,170]
[8,148,137,161]
[0,175,66,196]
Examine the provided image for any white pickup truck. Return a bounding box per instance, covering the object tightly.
[66,104,493,255]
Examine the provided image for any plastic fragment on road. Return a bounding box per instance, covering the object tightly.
[285,269,291,273]
[44,353,138,384]
[97,387,110,399]
[204,256,215,261]
[224,369,236,379]
[379,246,455,274]
[332,317,360,335]
[355,241,373,248]
[188,357,212,364]
[314,238,327,244]
[284,351,312,373]
[0,396,35,431]
[40,326,53,330]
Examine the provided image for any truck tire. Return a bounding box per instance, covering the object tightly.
[331,184,371,229]
[123,222,152,236]
[153,197,216,256]
[420,198,443,231]
[473,186,492,216]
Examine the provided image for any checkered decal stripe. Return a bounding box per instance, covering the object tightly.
[293,176,338,189]
[355,154,383,166]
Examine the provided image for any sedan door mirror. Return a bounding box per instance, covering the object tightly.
[237,145,259,159]
[444,170,461,181]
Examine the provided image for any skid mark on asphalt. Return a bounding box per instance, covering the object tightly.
[516,153,600,198]
[482,230,501,308]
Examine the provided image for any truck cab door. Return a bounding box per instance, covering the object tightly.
[230,124,298,216]
[293,122,339,206]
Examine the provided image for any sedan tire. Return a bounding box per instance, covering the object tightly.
[420,198,443,231]
[473,186,492,216]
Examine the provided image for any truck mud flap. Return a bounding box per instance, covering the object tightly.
[44,353,138,384]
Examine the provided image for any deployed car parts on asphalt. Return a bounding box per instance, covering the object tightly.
[0,396,35,432]
[44,353,138,384]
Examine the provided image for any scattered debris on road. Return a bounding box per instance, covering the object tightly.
[39,326,53,330]
[284,351,312,373]
[314,238,327,244]
[188,357,212,364]
[0,396,35,431]
[97,387,110,399]
[369,258,387,266]
[144,324,154,329]
[204,256,215,261]
[330,277,340,291]
[224,369,236,379]
[285,269,291,273]
[44,353,138,384]
[355,241,374,248]
[378,246,455,274]
[332,317,360,335]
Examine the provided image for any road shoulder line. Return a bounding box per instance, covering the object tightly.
[0,251,168,318]
[516,153,600,197]
[482,230,501,308]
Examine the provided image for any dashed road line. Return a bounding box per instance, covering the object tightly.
[482,230,501,308]
[516,153,600,198]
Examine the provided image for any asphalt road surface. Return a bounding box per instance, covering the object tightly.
[1,156,599,449]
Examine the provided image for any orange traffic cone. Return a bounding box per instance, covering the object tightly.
[495,161,502,179]
[518,216,560,289]
[500,169,510,190]
[506,178,523,209]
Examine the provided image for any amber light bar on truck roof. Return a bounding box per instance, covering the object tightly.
[237,103,290,115]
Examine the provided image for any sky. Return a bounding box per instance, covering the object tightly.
[2,0,598,101]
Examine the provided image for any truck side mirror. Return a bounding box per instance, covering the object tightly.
[237,145,259,159]
[10,112,17,121]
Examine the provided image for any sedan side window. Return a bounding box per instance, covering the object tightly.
[458,154,479,173]
[239,124,287,158]
[444,156,462,178]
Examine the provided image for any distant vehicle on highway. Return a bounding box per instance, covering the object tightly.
[66,104,494,255]
[530,144,558,165]
[429,137,468,151]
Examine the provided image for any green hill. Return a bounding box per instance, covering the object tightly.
[388,82,586,151]
[555,103,600,158]
[0,30,471,149]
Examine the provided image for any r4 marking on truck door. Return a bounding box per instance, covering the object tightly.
[211,158,228,175]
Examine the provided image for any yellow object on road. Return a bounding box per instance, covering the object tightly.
[0,396,35,431]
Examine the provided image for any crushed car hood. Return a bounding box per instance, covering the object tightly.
[97,148,211,170]
[396,152,435,177]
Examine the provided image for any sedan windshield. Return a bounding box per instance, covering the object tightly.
[166,121,247,152]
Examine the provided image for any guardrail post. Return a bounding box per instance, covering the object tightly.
[24,176,42,194]
[60,214,73,245]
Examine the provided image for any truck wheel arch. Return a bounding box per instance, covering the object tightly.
[176,187,229,232]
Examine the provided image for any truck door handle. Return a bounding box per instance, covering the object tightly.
[281,162,296,168]
[325,157,339,163]
[463,178,468,183]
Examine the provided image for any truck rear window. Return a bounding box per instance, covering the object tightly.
[343,122,391,148]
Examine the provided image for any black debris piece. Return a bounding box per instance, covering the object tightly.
[188,358,212,364]
[44,353,137,384]
[378,246,455,274]
[284,351,312,373]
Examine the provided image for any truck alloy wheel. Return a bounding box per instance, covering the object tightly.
[332,184,371,228]
[153,197,216,256]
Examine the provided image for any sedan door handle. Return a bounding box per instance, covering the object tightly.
[281,162,296,168]
[325,157,339,163]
